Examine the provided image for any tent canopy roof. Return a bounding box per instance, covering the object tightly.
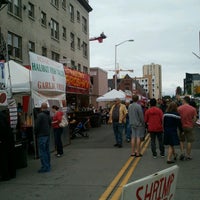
[4,60,30,94]
[96,89,125,102]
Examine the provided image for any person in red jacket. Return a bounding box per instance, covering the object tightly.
[145,98,165,158]
[52,105,63,157]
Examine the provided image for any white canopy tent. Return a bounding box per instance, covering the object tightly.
[4,60,31,95]
[96,89,126,102]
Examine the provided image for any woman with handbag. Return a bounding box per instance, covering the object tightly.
[52,105,63,157]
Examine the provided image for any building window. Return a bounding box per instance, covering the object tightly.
[62,27,66,40]
[51,0,59,9]
[42,47,47,57]
[77,37,81,50]
[83,66,88,74]
[41,11,47,26]
[29,41,35,52]
[51,18,59,40]
[69,4,74,22]
[62,0,66,10]
[52,51,60,62]
[71,60,75,69]
[8,0,22,18]
[28,2,34,19]
[7,32,22,60]
[82,16,87,33]
[77,11,80,22]
[78,63,81,71]
[70,32,75,50]
[82,42,87,58]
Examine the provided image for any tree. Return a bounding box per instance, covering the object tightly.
[176,86,182,95]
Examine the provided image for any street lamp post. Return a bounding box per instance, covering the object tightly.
[114,39,134,89]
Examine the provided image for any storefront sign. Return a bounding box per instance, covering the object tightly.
[64,66,90,94]
[121,165,179,200]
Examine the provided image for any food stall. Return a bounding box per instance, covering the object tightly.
[29,52,68,158]
[4,53,69,161]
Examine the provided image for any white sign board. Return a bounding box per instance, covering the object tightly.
[29,52,66,107]
[29,52,65,93]
[121,165,179,200]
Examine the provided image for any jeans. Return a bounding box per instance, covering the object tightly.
[38,136,51,171]
[124,118,131,140]
[54,128,63,155]
[150,132,165,156]
[113,122,125,145]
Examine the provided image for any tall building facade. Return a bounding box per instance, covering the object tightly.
[90,67,108,108]
[143,63,162,99]
[136,74,152,99]
[184,73,200,97]
[0,0,92,73]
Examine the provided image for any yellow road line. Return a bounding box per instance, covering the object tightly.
[99,157,134,200]
[110,136,150,200]
[98,134,150,200]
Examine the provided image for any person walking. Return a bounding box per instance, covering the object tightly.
[145,98,165,158]
[108,98,127,148]
[128,95,145,157]
[124,100,131,143]
[34,102,51,173]
[0,108,16,181]
[177,96,197,160]
[163,102,183,164]
[52,105,64,157]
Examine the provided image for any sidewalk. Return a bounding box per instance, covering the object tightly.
[0,125,199,200]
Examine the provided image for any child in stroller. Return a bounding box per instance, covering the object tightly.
[70,117,90,139]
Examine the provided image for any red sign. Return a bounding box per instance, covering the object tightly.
[64,66,90,94]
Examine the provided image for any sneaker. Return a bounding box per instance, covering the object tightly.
[38,169,50,173]
[153,155,157,159]
[186,156,192,160]
[118,144,122,148]
[126,139,131,143]
[56,154,62,158]
[161,154,165,158]
[179,154,185,161]
[167,160,175,164]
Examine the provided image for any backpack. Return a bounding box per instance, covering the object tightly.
[59,114,68,127]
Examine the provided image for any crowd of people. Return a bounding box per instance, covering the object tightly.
[108,95,198,164]
[0,95,198,179]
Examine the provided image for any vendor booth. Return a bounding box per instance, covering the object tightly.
[4,53,69,161]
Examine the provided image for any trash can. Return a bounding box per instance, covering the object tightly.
[14,140,28,169]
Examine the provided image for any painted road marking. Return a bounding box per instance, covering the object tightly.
[99,134,150,200]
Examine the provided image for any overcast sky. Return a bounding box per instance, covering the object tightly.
[89,0,200,96]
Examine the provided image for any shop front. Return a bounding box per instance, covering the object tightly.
[64,66,90,111]
[29,52,69,158]
[64,67,101,128]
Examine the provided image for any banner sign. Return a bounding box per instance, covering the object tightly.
[29,52,66,107]
[64,66,90,94]
[0,61,5,90]
[0,61,7,106]
[30,52,65,93]
[121,165,179,200]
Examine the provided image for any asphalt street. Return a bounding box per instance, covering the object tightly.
[0,124,199,200]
